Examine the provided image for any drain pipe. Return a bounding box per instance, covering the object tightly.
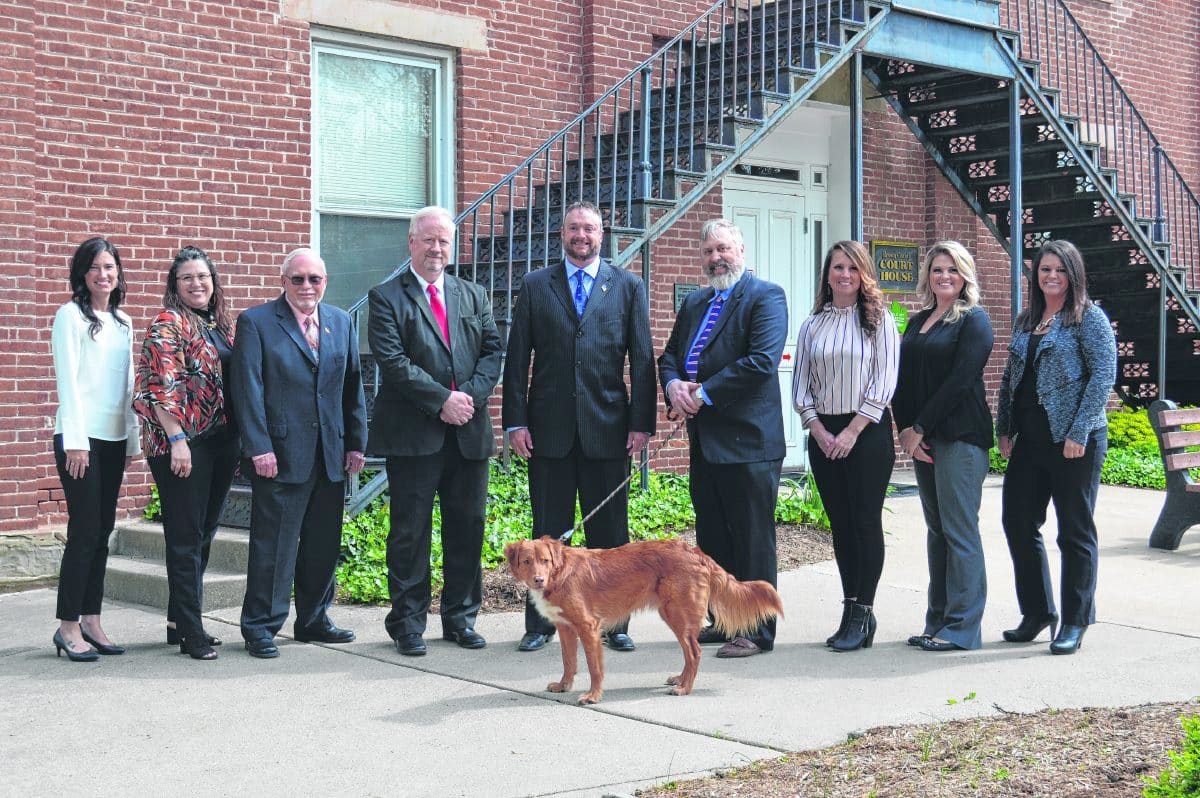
[1008,78,1023,325]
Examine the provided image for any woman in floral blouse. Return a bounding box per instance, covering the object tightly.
[134,246,239,661]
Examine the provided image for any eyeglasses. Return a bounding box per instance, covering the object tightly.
[288,274,326,286]
[177,273,212,285]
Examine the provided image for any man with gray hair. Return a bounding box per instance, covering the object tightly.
[658,219,787,658]
[366,206,503,656]
[231,247,368,658]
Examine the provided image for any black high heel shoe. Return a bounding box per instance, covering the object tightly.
[81,630,125,655]
[179,636,218,661]
[167,626,222,647]
[830,604,876,652]
[53,629,99,662]
[1002,613,1058,643]
[825,599,853,647]
[1049,624,1087,655]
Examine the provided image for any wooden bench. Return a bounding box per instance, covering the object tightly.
[1148,399,1200,550]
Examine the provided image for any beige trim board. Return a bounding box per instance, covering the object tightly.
[282,0,488,53]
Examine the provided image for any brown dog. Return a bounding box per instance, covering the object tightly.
[504,536,783,704]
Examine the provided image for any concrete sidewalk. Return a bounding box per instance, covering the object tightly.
[3,475,1199,798]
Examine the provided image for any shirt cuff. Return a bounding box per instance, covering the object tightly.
[505,426,527,433]
[696,384,712,406]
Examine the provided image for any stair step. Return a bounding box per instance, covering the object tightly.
[113,520,250,572]
[104,553,246,611]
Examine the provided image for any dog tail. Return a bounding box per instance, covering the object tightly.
[700,550,784,638]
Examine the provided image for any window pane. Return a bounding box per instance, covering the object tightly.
[320,214,410,310]
[317,51,434,213]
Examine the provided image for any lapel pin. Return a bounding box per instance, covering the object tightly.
[324,326,331,334]
[602,284,609,292]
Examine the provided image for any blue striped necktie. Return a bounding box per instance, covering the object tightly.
[572,270,588,317]
[685,294,725,379]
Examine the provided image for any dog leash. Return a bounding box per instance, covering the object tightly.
[557,413,689,544]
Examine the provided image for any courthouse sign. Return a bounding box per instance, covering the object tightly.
[871,240,919,293]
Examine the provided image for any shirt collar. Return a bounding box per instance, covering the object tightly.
[284,295,319,328]
[711,272,744,303]
[411,269,446,297]
[565,257,600,281]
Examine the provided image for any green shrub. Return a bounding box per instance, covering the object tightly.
[1143,714,1200,798]
[1108,407,1160,454]
[143,484,162,521]
[1101,447,1166,489]
[335,458,832,604]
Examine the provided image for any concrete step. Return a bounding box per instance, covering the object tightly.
[104,521,248,611]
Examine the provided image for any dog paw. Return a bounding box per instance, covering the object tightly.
[547,681,571,693]
[578,692,602,705]
[667,685,692,696]
[666,675,682,686]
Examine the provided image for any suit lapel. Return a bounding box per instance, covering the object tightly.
[549,261,577,320]
[402,272,450,353]
[701,274,749,352]
[579,260,614,325]
[444,274,461,354]
[275,296,318,366]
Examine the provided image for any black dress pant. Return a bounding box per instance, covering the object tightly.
[1002,427,1106,627]
[240,448,344,641]
[383,431,486,640]
[54,435,127,621]
[148,428,239,640]
[689,448,782,648]
[525,440,630,635]
[807,411,895,606]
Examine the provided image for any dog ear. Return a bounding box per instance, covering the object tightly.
[548,538,564,570]
[503,541,521,570]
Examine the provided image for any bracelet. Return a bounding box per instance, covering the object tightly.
[167,431,189,444]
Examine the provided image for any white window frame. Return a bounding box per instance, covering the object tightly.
[310,29,456,254]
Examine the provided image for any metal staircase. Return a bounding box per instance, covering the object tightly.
[339,0,1200,514]
[865,0,1200,405]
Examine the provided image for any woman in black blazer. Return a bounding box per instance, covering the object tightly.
[893,241,994,652]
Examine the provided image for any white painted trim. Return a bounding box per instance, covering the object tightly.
[282,0,488,53]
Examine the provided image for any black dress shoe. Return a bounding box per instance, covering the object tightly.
[245,638,279,659]
[294,623,356,644]
[80,630,125,655]
[907,634,931,647]
[1002,613,1058,643]
[443,628,486,649]
[697,627,729,645]
[1049,624,1087,655]
[605,632,636,652]
[517,632,554,652]
[919,638,964,652]
[395,633,426,656]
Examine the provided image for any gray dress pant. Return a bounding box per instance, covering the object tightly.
[913,439,989,649]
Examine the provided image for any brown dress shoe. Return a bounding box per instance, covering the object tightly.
[715,636,762,658]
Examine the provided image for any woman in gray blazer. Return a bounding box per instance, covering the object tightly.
[995,240,1117,655]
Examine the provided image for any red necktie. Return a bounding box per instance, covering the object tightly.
[427,285,450,346]
[428,285,454,389]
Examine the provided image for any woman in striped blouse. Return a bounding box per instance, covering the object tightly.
[793,240,900,652]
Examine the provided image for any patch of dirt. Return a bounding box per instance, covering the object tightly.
[477,524,833,614]
[638,701,1199,797]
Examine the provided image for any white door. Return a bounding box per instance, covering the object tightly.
[725,180,819,470]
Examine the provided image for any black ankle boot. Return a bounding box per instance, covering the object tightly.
[825,599,854,647]
[1002,613,1058,643]
[830,603,875,652]
[1049,624,1086,655]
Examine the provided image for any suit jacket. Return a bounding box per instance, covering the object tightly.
[366,270,503,459]
[658,272,788,464]
[502,258,656,459]
[231,295,368,484]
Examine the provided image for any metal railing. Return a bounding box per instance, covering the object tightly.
[341,0,867,512]
[999,0,1200,294]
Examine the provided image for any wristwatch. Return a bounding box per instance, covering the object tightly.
[167,431,189,444]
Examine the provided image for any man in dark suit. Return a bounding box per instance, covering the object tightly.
[658,218,788,658]
[231,248,368,659]
[366,206,503,657]
[502,200,656,653]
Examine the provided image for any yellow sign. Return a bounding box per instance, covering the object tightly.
[871,240,919,293]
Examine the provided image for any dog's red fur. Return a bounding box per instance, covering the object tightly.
[504,536,783,704]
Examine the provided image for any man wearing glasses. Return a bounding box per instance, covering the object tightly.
[231,248,368,658]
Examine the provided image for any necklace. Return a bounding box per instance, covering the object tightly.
[1034,313,1057,333]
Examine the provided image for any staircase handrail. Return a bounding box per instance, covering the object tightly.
[1000,0,1200,294]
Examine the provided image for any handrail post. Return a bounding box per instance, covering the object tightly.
[1009,76,1024,326]
[1153,144,1165,243]
[850,49,863,241]
[1158,278,1167,401]
[639,64,654,207]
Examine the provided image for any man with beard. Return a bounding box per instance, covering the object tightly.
[503,200,656,653]
[658,218,788,658]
